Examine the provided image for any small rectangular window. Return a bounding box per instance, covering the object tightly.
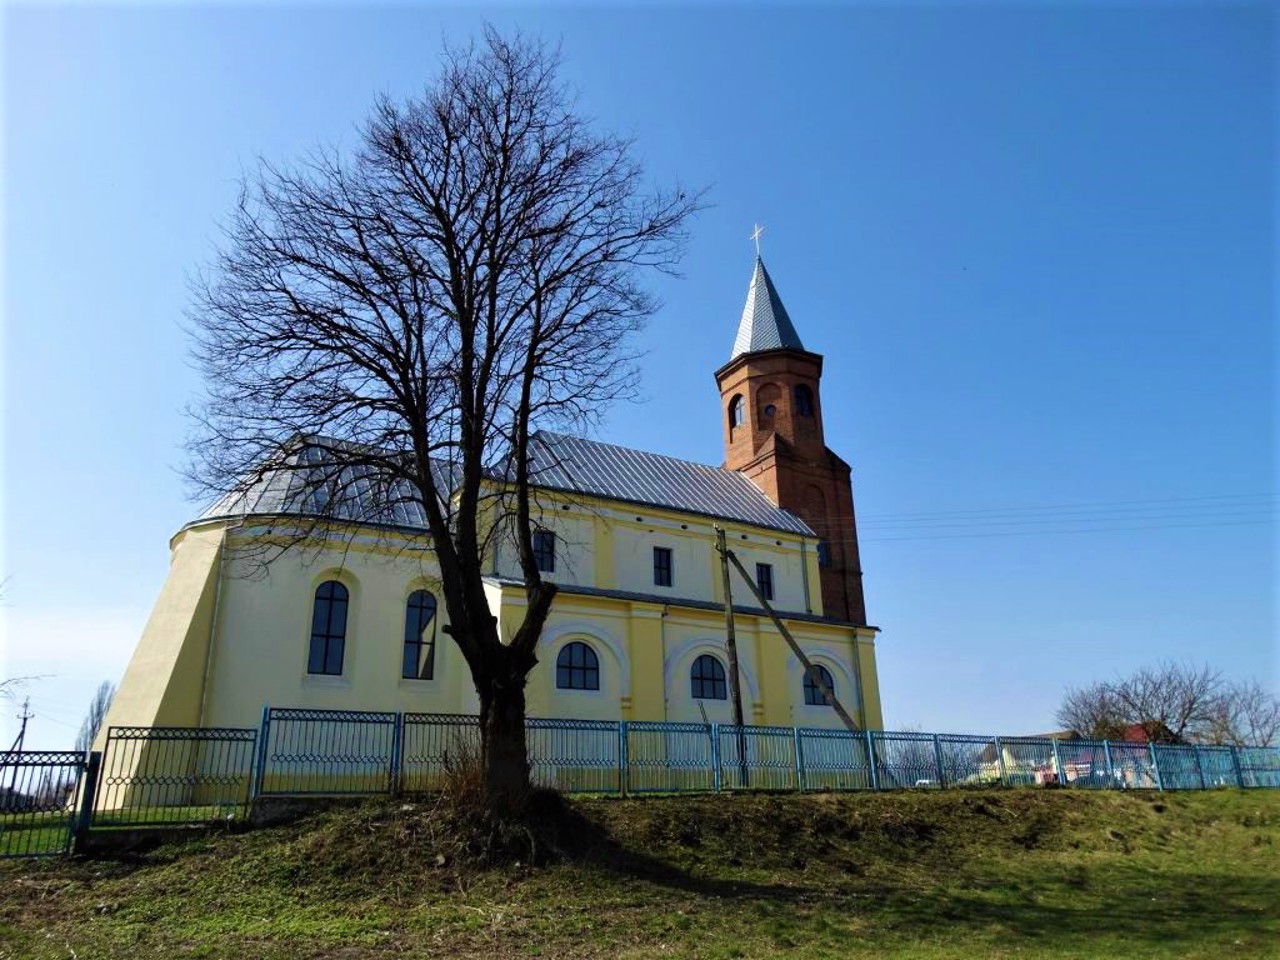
[532,529,556,573]
[653,546,673,587]
[816,541,831,569]
[756,562,774,602]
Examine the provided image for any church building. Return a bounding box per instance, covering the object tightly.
[102,256,884,735]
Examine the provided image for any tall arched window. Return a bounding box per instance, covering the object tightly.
[307,580,349,676]
[803,664,836,706]
[691,654,727,700]
[728,394,745,429]
[402,590,438,680]
[556,641,600,690]
[795,384,815,417]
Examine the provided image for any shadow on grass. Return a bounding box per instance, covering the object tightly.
[533,792,1279,949]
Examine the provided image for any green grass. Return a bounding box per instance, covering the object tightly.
[2,789,1278,959]
[0,811,75,859]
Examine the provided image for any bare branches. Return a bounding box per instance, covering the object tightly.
[187,29,701,796]
[1056,661,1277,746]
[1056,682,1128,742]
[1209,679,1280,748]
[75,682,115,756]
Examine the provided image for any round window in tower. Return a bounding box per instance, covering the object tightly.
[764,404,777,417]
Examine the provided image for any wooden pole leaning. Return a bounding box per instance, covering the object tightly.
[714,526,751,788]
[723,548,861,735]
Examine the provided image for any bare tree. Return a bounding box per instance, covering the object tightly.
[1206,679,1280,748]
[75,682,115,756]
[1056,682,1128,741]
[1057,661,1233,744]
[1113,661,1227,743]
[189,29,699,806]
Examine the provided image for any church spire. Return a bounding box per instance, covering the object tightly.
[730,257,805,359]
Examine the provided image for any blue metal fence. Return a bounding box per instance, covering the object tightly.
[401,713,481,793]
[0,751,85,858]
[7,713,1274,859]
[244,707,1280,799]
[257,708,398,796]
[95,726,258,825]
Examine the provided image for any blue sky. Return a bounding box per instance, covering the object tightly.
[2,3,1274,750]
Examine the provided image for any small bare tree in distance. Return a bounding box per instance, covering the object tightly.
[1209,679,1280,748]
[75,681,115,756]
[188,29,700,807]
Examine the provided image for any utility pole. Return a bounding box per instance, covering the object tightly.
[7,697,32,794]
[723,547,862,734]
[714,526,750,788]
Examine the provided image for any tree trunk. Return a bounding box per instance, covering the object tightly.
[479,670,531,810]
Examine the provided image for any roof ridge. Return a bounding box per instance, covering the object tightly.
[534,430,736,475]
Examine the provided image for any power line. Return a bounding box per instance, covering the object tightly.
[851,492,1277,524]
[854,517,1273,543]
[849,508,1278,533]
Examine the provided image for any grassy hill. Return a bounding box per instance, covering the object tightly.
[2,789,1278,959]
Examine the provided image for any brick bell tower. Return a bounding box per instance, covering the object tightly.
[715,256,868,624]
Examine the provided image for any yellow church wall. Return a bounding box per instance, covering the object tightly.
[493,498,598,588]
[201,529,473,730]
[107,494,882,742]
[92,527,227,812]
[487,580,870,731]
[97,526,226,741]
[854,630,884,730]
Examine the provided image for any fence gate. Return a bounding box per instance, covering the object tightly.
[0,751,86,858]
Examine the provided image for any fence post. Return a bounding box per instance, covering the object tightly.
[932,734,945,788]
[711,723,722,793]
[866,729,880,791]
[389,712,404,797]
[1149,743,1164,791]
[1229,745,1244,789]
[619,721,629,797]
[1193,745,1207,790]
[71,751,103,854]
[252,705,271,799]
[994,736,1007,786]
[1052,738,1064,787]
[1102,740,1116,789]
[793,727,806,792]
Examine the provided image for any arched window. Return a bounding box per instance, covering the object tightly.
[795,384,815,417]
[690,654,727,700]
[729,394,745,429]
[556,641,600,690]
[402,590,438,680]
[804,664,836,706]
[307,580,349,676]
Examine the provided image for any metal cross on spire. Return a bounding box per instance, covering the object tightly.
[750,223,764,256]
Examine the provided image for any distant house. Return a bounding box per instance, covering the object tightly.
[1121,723,1185,745]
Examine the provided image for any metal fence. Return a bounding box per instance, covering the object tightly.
[256,708,398,796]
[5,710,1279,858]
[246,708,1280,799]
[94,726,258,826]
[0,751,86,858]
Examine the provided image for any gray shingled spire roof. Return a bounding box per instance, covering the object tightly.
[730,257,805,359]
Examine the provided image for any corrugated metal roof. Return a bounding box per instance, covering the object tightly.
[730,257,805,359]
[527,432,813,536]
[200,442,434,529]
[198,432,813,538]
